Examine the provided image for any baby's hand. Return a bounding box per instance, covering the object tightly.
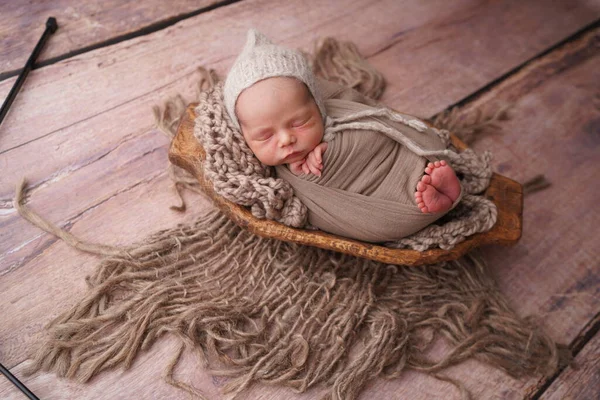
[288,160,306,176]
[301,142,328,177]
[288,142,328,177]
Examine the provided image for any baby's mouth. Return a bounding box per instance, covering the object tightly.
[285,150,303,160]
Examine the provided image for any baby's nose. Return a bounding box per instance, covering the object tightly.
[279,131,296,147]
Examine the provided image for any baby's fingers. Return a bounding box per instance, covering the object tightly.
[307,151,323,168]
[289,162,303,176]
[306,157,322,176]
[302,162,310,175]
[308,162,322,177]
[316,142,328,164]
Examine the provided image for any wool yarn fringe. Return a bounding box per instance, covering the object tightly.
[15,192,571,400]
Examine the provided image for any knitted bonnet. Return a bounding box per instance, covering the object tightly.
[223,29,327,130]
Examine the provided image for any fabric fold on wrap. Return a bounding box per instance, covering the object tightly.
[275,97,464,243]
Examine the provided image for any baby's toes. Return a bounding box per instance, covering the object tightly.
[440,160,447,166]
[420,174,431,184]
[416,181,427,192]
[415,192,424,207]
[434,161,441,168]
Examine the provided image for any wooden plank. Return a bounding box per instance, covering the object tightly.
[370,1,600,117]
[539,328,600,400]
[0,0,599,399]
[0,75,204,276]
[0,0,223,77]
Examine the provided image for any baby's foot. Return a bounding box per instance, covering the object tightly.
[415,178,452,213]
[424,160,461,202]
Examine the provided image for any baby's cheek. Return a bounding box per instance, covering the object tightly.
[312,128,324,145]
[254,143,276,165]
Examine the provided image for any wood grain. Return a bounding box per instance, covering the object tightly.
[0,0,599,399]
[169,103,523,266]
[539,329,600,400]
[0,0,223,76]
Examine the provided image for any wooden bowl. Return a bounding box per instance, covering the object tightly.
[169,103,522,266]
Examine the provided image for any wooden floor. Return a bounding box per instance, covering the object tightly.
[1,1,598,399]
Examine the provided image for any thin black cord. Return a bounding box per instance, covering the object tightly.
[0,362,40,400]
[0,17,58,126]
[0,16,58,399]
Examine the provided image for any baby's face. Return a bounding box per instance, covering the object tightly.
[235,77,324,166]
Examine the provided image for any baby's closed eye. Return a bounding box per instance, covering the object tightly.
[292,117,312,128]
[254,130,273,141]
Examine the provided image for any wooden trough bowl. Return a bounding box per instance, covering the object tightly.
[168,103,523,266]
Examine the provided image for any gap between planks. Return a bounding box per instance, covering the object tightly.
[433,17,600,117]
[0,0,243,83]
[527,311,600,400]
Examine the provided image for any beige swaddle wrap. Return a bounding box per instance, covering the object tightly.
[275,79,463,242]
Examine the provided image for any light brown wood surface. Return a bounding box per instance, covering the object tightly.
[1,0,599,399]
[0,0,222,76]
[169,103,523,266]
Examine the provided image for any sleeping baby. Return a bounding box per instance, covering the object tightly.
[223,29,463,243]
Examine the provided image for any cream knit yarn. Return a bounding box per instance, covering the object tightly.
[223,29,327,130]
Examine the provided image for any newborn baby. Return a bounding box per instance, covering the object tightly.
[224,29,463,242]
[235,76,461,214]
